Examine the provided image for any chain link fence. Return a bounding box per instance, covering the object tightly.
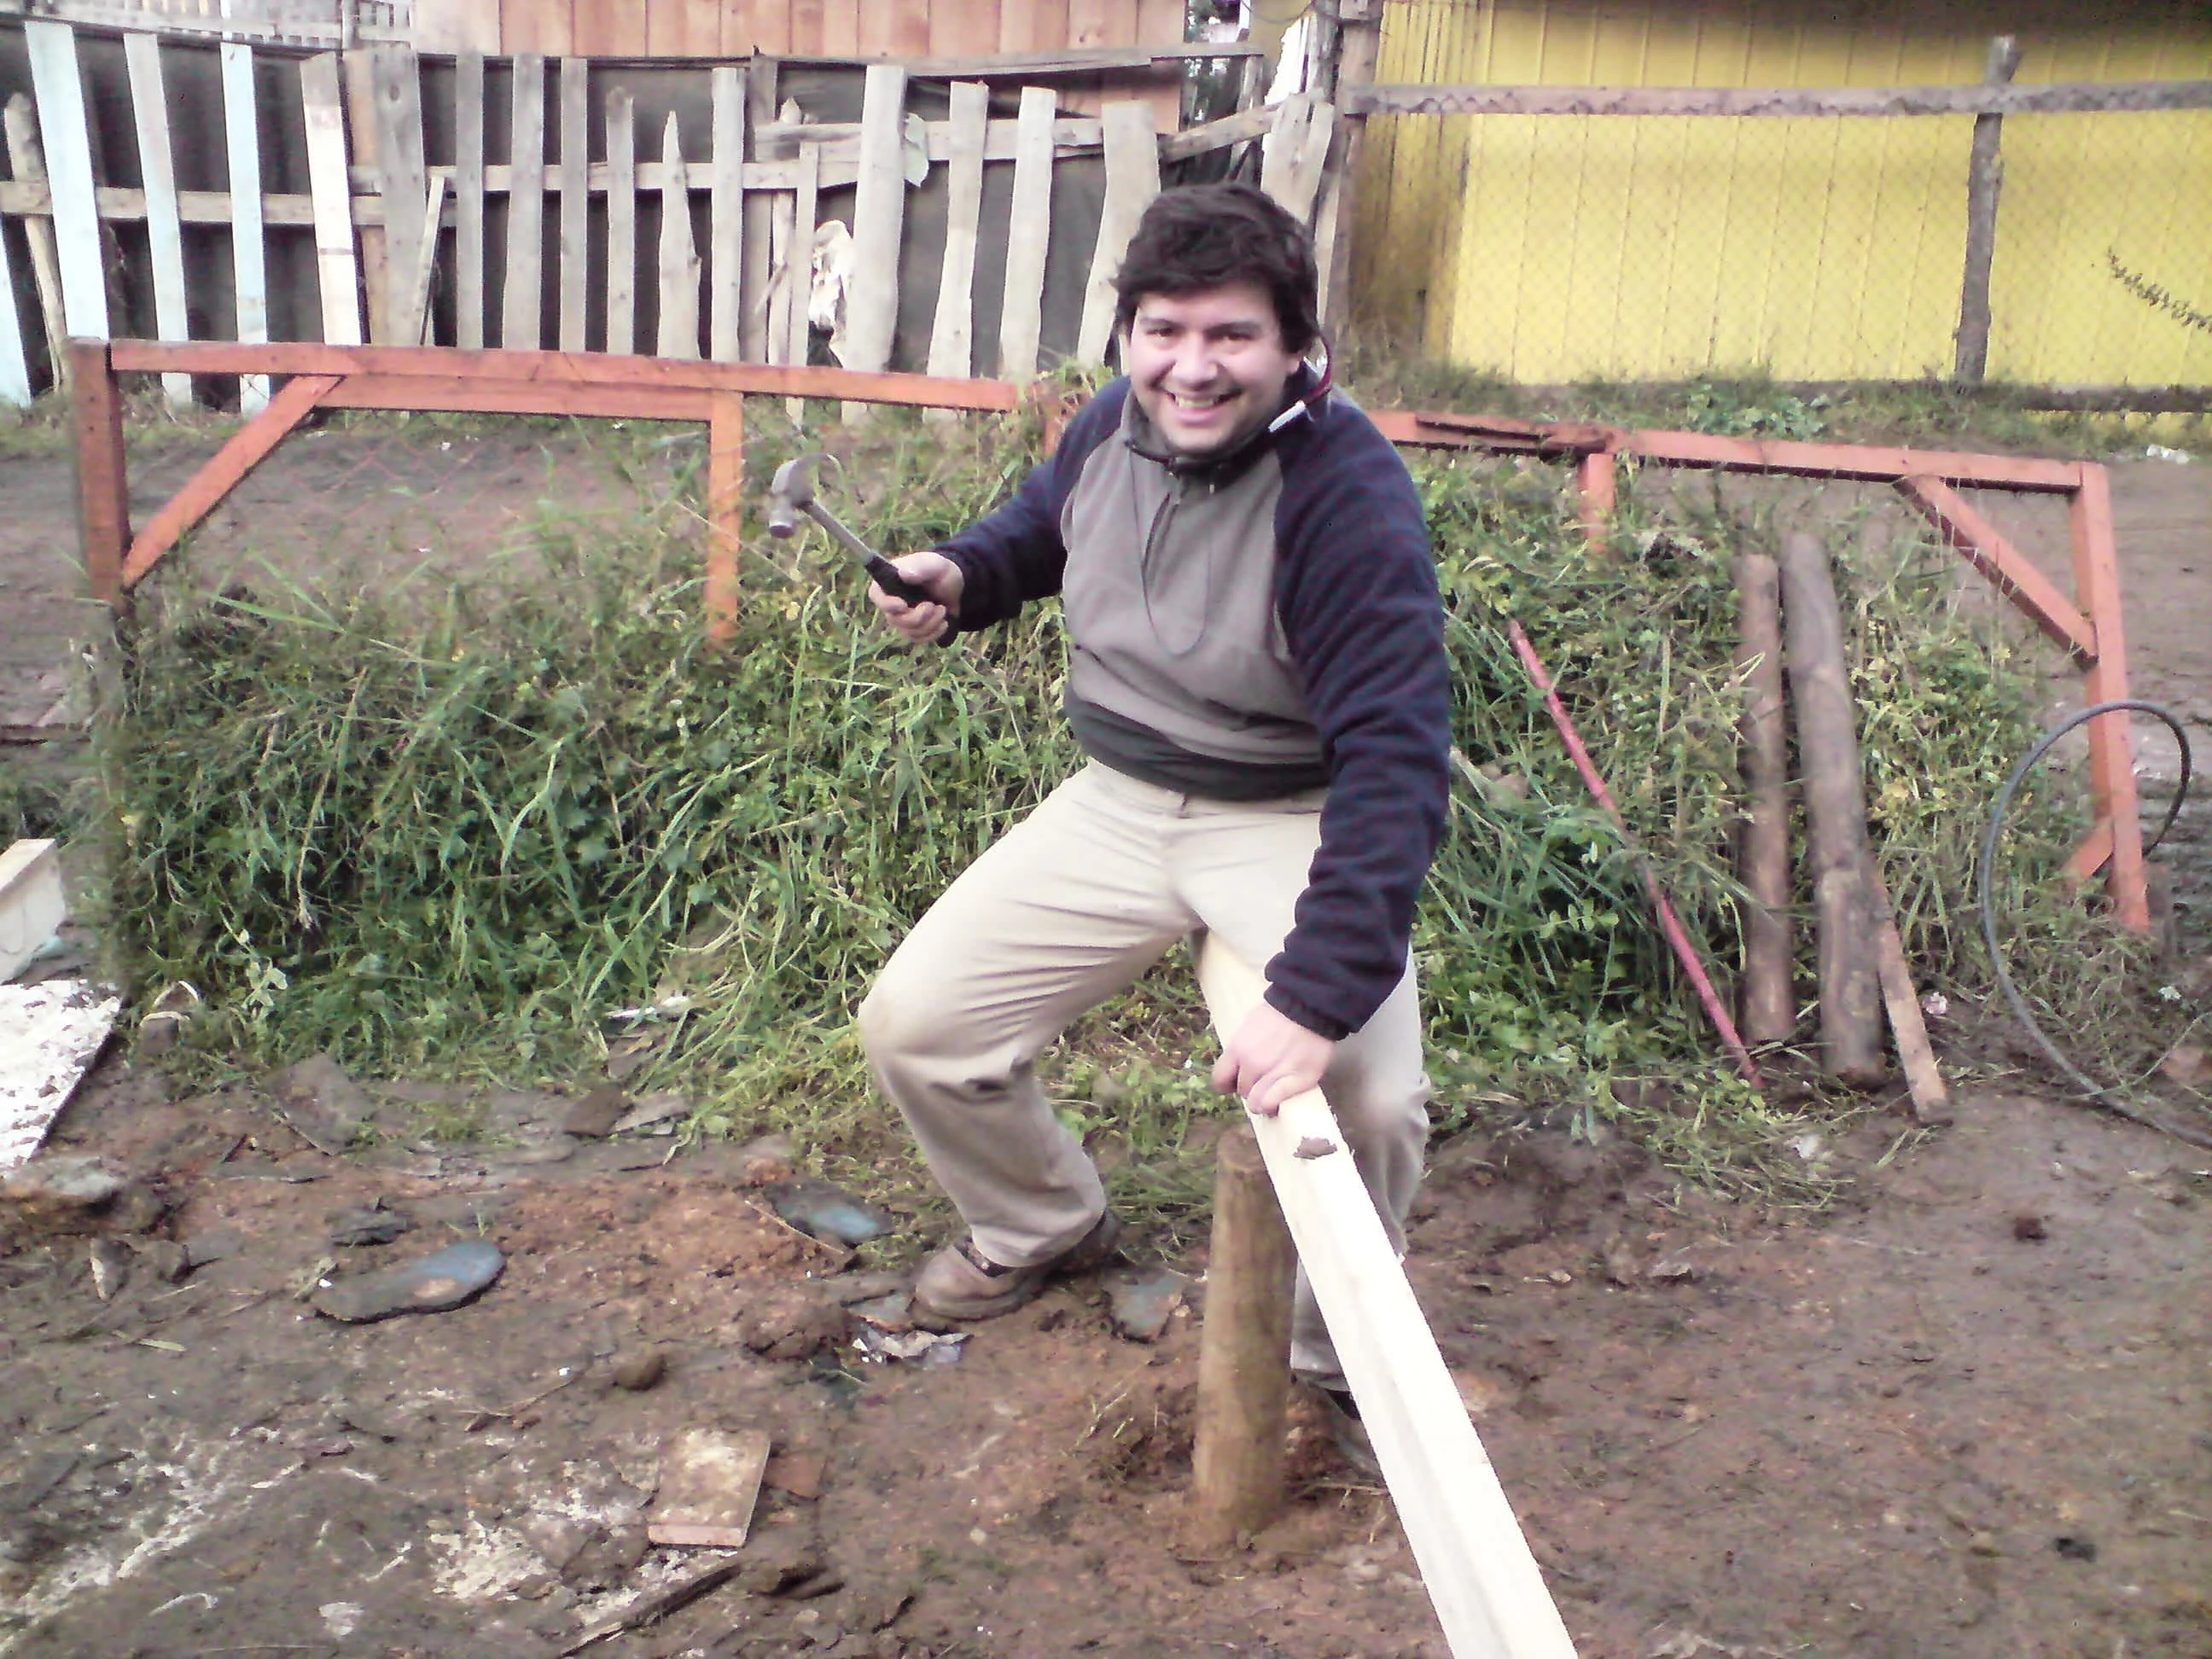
[1353,0,2212,389]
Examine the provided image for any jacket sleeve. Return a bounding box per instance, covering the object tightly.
[936,383,1127,631]
[1263,408,1452,1039]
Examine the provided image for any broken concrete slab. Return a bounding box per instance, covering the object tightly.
[0,981,121,1172]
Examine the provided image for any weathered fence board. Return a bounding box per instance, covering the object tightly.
[221,43,271,411]
[503,51,546,350]
[301,51,365,346]
[125,33,195,405]
[995,84,1056,381]
[1077,99,1158,364]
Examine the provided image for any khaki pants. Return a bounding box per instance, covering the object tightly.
[859,760,1429,1382]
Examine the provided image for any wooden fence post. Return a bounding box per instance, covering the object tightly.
[70,338,127,610]
[706,392,743,643]
[1186,1121,1296,1556]
[1953,35,2020,384]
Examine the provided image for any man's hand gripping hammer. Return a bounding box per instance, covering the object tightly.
[765,453,936,607]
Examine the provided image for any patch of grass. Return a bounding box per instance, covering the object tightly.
[91,402,2202,1230]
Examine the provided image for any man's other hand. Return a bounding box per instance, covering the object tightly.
[1211,1000,1336,1117]
[869,551,964,645]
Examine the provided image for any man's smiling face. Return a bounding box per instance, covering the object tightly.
[1123,281,1304,460]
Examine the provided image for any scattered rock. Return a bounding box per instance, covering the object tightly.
[134,1237,191,1283]
[86,1237,131,1300]
[182,1226,245,1269]
[734,1521,827,1596]
[765,1449,828,1500]
[765,1179,894,1247]
[1646,1258,1698,1284]
[2163,1044,2206,1087]
[2012,1214,2048,1242]
[271,1053,370,1154]
[311,1238,505,1323]
[2,1155,124,1228]
[736,1287,849,1360]
[612,1091,690,1134]
[1103,1266,1190,1342]
[610,1348,667,1391]
[561,1525,650,1592]
[562,1086,632,1139]
[328,1198,410,1248]
[133,982,201,1057]
[2052,1534,2098,1562]
[824,1272,910,1308]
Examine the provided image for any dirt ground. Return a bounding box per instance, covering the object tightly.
[2,420,2209,1659]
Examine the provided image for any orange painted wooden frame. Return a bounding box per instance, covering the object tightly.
[71,340,2146,929]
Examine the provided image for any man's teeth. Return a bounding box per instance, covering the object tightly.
[1172,391,1231,409]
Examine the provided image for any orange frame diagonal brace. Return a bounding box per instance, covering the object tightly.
[71,339,2148,932]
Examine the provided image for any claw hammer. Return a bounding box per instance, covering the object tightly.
[765,452,934,606]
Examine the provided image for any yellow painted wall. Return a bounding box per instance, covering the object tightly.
[1355,2,2212,385]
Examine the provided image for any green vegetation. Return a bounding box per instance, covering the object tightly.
[63,404,2202,1243]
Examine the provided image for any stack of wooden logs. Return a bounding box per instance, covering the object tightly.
[1736,531,1948,1119]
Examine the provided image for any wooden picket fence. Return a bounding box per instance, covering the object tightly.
[0,19,1344,411]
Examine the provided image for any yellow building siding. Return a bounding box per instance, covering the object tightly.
[1356,2,2212,385]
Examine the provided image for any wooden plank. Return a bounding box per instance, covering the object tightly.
[400,172,448,346]
[705,391,742,642]
[2069,466,2149,932]
[558,56,589,353]
[412,0,502,53]
[371,44,428,352]
[2,96,72,389]
[1612,429,2084,493]
[0,207,28,406]
[998,0,1065,55]
[124,35,193,406]
[707,66,743,364]
[1953,37,2020,384]
[741,61,777,363]
[1310,134,1343,319]
[1732,551,1794,1047]
[503,53,546,351]
[1075,99,1159,364]
[656,113,700,360]
[782,137,818,421]
[22,22,108,339]
[930,0,1001,58]
[1260,95,1334,223]
[1158,102,1275,162]
[842,64,908,377]
[107,341,1027,412]
[122,375,341,591]
[1867,864,1949,1123]
[1195,939,1579,1659]
[1350,79,2212,119]
[341,50,389,347]
[818,0,860,59]
[300,52,364,350]
[681,0,720,55]
[923,80,988,387]
[604,86,637,358]
[453,51,486,349]
[1895,474,2098,666]
[995,85,1055,380]
[70,341,126,608]
[1134,0,1185,49]
[221,43,271,413]
[323,372,713,420]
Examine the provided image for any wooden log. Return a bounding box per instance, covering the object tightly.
[370,44,427,355]
[1076,100,1160,364]
[842,64,909,389]
[221,43,271,413]
[558,56,589,353]
[709,65,744,364]
[1953,37,2019,384]
[69,339,127,608]
[125,34,193,406]
[300,52,364,350]
[122,374,341,591]
[3,95,72,388]
[1777,531,1886,1086]
[1348,78,2212,119]
[604,87,637,358]
[503,53,546,351]
[2069,466,2149,933]
[22,26,108,340]
[1195,940,1579,1659]
[655,114,700,360]
[923,80,988,407]
[706,391,742,642]
[995,84,1055,381]
[1185,1121,1295,1556]
[453,51,486,349]
[1732,551,1794,1046]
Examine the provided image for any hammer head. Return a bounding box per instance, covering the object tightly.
[766,453,824,540]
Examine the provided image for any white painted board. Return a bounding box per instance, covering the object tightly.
[22,20,107,339]
[0,980,119,1173]
[125,34,194,406]
[221,43,270,413]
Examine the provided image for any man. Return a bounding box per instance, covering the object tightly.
[857,183,1450,1457]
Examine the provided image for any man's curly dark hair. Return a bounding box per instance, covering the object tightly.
[1111,183,1321,356]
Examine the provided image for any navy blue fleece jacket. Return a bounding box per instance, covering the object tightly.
[937,376,1452,1039]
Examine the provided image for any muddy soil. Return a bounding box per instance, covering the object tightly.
[3,422,2209,1658]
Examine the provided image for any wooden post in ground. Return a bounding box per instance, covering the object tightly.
[1320,0,1381,337]
[2068,465,2149,932]
[1185,1121,1295,1555]
[69,338,127,610]
[1733,550,1794,1045]
[706,392,743,643]
[1778,531,1887,1086]
[1953,35,2019,384]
